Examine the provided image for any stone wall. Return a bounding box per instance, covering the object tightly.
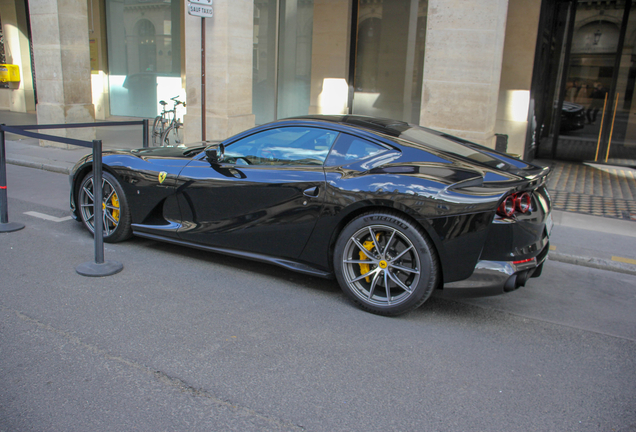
[30,0,95,146]
[420,0,509,147]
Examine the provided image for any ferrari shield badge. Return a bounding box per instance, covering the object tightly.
[158,171,167,184]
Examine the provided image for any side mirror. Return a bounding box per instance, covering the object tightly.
[205,144,224,164]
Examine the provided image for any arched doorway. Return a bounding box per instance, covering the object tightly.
[135,19,157,73]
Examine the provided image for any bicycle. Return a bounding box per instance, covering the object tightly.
[152,96,186,146]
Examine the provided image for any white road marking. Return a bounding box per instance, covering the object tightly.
[24,211,73,223]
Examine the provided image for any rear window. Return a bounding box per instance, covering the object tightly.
[326,133,388,166]
[398,126,529,170]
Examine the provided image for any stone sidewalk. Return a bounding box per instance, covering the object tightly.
[542,160,636,221]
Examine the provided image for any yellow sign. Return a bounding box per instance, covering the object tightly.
[0,64,20,82]
[158,172,167,184]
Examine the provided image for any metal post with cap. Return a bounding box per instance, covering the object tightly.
[0,125,25,233]
[186,0,213,141]
[75,140,123,277]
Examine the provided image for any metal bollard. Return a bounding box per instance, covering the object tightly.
[495,133,508,153]
[0,126,25,233]
[76,140,123,277]
[143,118,149,148]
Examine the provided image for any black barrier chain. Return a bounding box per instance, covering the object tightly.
[1,119,150,148]
[2,125,92,148]
[0,122,126,275]
[1,118,153,272]
[14,120,147,130]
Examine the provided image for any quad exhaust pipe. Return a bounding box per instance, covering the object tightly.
[504,270,531,292]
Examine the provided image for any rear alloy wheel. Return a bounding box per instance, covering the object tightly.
[78,171,132,243]
[334,211,438,316]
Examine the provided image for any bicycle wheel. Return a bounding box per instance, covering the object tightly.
[152,116,164,146]
[161,124,182,146]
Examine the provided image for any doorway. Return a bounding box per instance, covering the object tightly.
[535,0,636,167]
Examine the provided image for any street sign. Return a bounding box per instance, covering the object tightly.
[189,0,212,5]
[188,3,213,18]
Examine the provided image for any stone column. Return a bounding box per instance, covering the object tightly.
[183,0,254,143]
[420,0,509,147]
[495,0,541,157]
[30,0,95,147]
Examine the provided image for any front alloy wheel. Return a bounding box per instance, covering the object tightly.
[78,171,132,243]
[334,211,438,316]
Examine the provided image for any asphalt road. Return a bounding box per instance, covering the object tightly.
[1,165,635,432]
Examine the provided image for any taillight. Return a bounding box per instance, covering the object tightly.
[497,195,516,218]
[515,192,531,213]
[497,192,533,218]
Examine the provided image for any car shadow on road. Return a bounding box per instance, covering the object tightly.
[129,236,342,295]
[118,236,509,322]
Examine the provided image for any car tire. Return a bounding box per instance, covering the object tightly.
[334,211,439,316]
[78,171,132,243]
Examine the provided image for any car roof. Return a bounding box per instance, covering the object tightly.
[283,115,410,138]
[281,115,546,178]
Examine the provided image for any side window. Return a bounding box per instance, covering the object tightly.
[325,133,388,166]
[224,127,338,166]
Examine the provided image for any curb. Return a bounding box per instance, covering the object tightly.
[7,157,71,175]
[549,252,636,276]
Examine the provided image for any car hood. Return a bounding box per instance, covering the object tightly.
[71,144,207,175]
[128,144,206,159]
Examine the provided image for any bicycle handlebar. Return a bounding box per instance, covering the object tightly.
[169,96,186,107]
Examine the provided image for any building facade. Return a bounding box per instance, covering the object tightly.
[0,0,634,167]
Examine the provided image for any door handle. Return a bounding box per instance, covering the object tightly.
[303,186,319,197]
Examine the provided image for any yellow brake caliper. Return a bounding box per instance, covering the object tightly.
[111,193,120,222]
[358,233,381,282]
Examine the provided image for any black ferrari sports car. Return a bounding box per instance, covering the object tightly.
[70,115,552,316]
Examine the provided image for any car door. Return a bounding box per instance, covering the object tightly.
[175,126,339,259]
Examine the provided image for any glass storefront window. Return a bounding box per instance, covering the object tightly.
[253,0,428,125]
[253,0,278,125]
[277,0,314,120]
[352,0,428,124]
[105,0,183,118]
[253,0,315,125]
